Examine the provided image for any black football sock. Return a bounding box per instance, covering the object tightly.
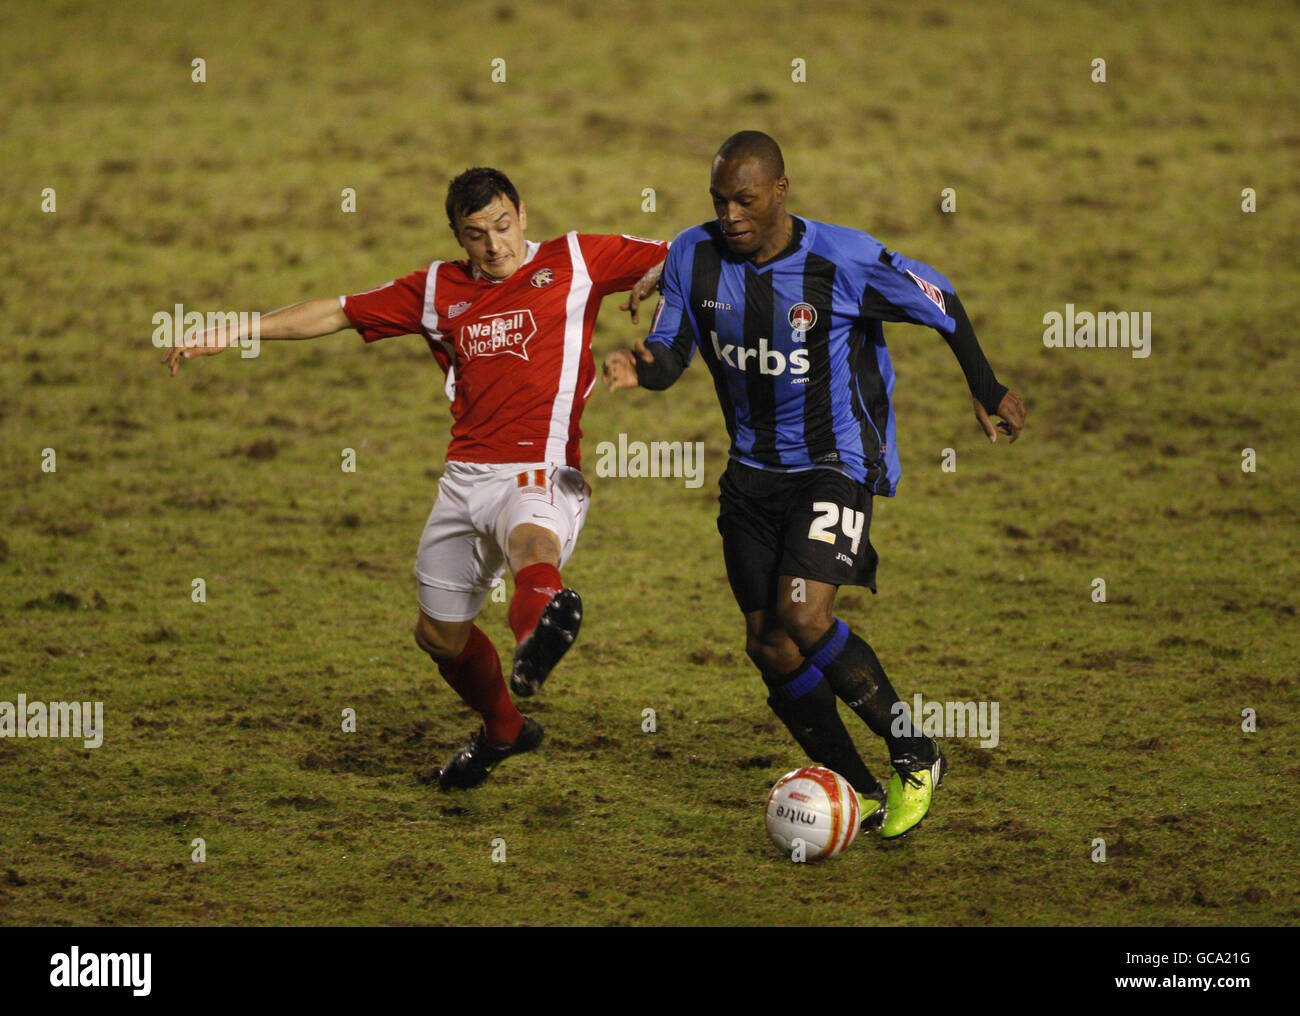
[805,618,932,761]
[762,661,883,799]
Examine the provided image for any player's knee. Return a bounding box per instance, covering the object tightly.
[746,629,799,675]
[774,601,834,654]
[514,540,557,570]
[413,614,467,660]
[506,525,561,572]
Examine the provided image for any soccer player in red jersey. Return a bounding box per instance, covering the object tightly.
[164,168,667,788]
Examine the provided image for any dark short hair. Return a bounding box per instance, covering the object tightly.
[716,131,785,179]
[445,167,521,229]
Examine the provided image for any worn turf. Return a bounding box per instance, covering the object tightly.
[1,0,1296,926]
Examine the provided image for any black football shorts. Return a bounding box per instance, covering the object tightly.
[717,459,880,615]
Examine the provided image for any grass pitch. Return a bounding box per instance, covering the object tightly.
[1,0,1297,926]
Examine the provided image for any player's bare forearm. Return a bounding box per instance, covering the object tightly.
[619,260,666,324]
[163,297,350,375]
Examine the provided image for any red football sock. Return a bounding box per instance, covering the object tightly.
[436,625,524,745]
[509,563,563,645]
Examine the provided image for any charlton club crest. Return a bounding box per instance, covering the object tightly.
[788,302,817,337]
[530,268,554,288]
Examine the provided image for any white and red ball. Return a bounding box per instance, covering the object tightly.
[764,766,861,861]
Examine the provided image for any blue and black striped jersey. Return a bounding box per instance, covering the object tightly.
[643,216,1004,496]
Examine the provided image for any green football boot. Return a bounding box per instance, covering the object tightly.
[881,741,946,839]
[857,791,886,833]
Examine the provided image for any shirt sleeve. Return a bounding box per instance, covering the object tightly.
[859,249,957,332]
[636,233,697,390]
[340,266,429,343]
[861,250,1006,414]
[577,233,669,297]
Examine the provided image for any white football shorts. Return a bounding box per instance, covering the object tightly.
[414,461,590,622]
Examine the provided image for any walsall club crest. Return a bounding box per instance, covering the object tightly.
[788,302,817,340]
[530,268,554,288]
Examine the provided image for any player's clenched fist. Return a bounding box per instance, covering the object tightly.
[602,341,653,392]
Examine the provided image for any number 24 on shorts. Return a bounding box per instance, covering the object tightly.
[807,502,864,554]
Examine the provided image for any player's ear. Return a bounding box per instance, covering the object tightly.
[517,200,528,232]
[774,176,789,204]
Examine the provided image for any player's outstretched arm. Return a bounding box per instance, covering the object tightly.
[973,390,1027,443]
[162,297,350,376]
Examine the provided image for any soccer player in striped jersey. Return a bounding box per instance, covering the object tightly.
[605,132,1026,838]
[165,168,666,790]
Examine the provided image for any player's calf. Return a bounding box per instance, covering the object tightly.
[762,662,886,808]
[427,621,527,750]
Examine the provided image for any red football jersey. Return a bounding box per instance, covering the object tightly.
[341,232,666,468]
